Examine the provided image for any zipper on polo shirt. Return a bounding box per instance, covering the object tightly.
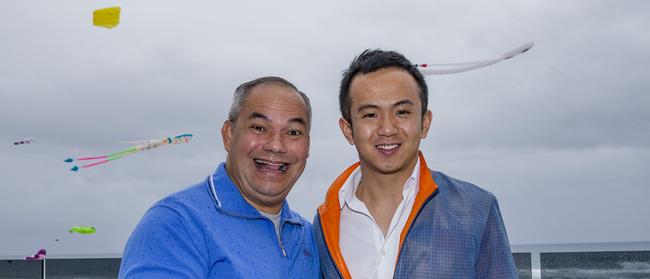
[279,239,287,257]
[278,222,287,257]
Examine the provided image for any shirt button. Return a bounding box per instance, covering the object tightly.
[381,249,387,256]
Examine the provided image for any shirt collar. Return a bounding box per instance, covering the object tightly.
[338,157,421,210]
[207,163,303,225]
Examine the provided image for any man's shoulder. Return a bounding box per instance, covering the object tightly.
[152,180,211,212]
[282,203,312,228]
[429,170,496,203]
[294,211,313,227]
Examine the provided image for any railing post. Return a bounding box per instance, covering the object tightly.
[531,252,541,279]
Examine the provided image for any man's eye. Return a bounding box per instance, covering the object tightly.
[397,110,411,116]
[287,130,303,136]
[362,113,377,118]
[250,125,266,133]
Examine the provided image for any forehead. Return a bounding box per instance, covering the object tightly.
[349,67,421,108]
[239,83,309,121]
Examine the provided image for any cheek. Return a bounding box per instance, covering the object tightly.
[234,137,263,154]
[290,141,310,159]
[358,127,376,142]
[401,121,422,134]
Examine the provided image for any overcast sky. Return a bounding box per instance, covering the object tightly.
[1,0,649,257]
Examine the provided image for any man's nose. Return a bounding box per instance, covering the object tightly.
[263,132,288,153]
[377,116,399,137]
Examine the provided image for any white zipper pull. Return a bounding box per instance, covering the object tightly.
[279,239,287,257]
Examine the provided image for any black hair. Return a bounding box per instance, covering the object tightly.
[339,49,428,124]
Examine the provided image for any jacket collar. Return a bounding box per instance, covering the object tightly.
[207,163,303,225]
[317,151,438,279]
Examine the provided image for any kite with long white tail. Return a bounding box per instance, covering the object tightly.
[415,42,534,75]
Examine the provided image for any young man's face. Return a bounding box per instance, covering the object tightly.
[340,67,432,176]
[222,83,310,213]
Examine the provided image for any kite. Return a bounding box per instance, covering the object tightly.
[415,42,534,75]
[69,226,96,234]
[13,137,35,145]
[64,134,193,172]
[25,249,46,260]
[93,7,121,29]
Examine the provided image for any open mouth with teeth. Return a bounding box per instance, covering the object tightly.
[254,159,289,172]
[376,143,401,152]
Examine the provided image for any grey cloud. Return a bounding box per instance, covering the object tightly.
[1,0,648,256]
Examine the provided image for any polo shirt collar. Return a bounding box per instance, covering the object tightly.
[208,163,303,225]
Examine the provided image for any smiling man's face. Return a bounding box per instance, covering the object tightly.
[340,67,431,177]
[222,83,310,214]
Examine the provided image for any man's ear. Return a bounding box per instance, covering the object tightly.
[306,134,311,158]
[339,118,355,145]
[421,110,433,139]
[221,120,233,152]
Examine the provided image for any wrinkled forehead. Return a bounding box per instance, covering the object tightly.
[241,85,310,127]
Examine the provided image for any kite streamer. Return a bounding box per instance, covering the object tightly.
[415,42,534,75]
[64,134,192,172]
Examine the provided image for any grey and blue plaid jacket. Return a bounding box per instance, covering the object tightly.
[313,154,517,278]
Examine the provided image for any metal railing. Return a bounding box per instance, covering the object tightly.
[2,243,649,278]
[512,241,650,279]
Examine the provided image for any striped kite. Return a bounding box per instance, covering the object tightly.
[13,137,35,146]
[64,134,192,172]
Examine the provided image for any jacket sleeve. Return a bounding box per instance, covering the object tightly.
[475,199,518,279]
[119,205,206,278]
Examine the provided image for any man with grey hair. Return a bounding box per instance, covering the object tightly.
[119,76,319,278]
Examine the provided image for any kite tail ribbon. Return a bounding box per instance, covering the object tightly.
[417,58,501,75]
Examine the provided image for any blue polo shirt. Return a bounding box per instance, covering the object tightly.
[119,163,319,278]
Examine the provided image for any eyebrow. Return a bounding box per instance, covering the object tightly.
[356,99,415,112]
[249,112,269,121]
[248,112,307,126]
[393,99,415,107]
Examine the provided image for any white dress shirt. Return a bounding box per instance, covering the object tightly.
[339,159,420,279]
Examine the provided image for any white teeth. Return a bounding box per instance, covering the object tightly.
[255,159,269,165]
[255,159,288,172]
[255,159,282,166]
[377,144,399,150]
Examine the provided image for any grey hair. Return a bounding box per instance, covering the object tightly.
[227,76,312,127]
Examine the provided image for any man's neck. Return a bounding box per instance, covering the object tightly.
[251,202,283,215]
[356,172,408,205]
[354,156,419,235]
[224,164,283,215]
[356,156,418,203]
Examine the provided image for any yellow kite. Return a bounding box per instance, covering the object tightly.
[93,7,121,29]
